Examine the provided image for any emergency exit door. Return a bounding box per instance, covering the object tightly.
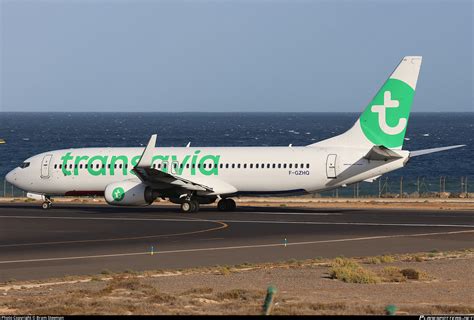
[326,154,337,179]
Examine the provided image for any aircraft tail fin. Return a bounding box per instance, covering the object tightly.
[309,56,422,149]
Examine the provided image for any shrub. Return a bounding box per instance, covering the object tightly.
[329,258,380,284]
[401,268,420,280]
[380,266,406,282]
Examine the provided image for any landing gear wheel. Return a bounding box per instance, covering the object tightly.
[226,198,236,211]
[217,198,236,211]
[181,200,200,213]
[41,202,51,210]
[190,200,200,213]
[181,201,193,213]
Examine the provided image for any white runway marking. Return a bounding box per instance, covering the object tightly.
[0,215,473,228]
[216,219,474,228]
[247,212,342,216]
[0,229,472,265]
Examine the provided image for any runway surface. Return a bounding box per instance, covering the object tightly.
[0,203,473,282]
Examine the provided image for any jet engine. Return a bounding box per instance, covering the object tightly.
[104,180,157,206]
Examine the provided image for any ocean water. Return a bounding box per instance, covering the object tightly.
[0,112,472,193]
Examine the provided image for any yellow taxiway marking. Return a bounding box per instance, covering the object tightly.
[0,217,228,248]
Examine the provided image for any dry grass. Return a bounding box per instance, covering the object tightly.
[1,249,472,315]
[364,255,395,264]
[380,267,407,282]
[329,258,381,284]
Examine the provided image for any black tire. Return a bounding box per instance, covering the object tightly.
[42,202,50,210]
[225,198,236,211]
[217,199,227,211]
[217,199,236,211]
[191,200,200,213]
[181,201,193,213]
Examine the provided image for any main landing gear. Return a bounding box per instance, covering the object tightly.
[180,199,200,213]
[217,198,236,212]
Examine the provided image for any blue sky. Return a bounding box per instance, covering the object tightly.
[0,0,472,112]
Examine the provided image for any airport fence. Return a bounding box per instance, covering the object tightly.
[0,176,471,199]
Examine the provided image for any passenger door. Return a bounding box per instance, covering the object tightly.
[326,154,337,179]
[41,154,53,179]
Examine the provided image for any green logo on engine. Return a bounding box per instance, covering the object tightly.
[112,187,125,201]
[359,78,414,148]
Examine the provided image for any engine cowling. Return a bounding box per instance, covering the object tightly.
[104,180,156,206]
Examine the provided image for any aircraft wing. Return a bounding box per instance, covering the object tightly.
[132,134,214,192]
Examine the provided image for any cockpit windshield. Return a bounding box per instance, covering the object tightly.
[20,162,30,169]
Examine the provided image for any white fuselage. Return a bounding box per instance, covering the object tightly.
[6,145,409,197]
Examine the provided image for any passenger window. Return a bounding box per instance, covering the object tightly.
[214,163,218,169]
[272,164,276,169]
[255,164,259,169]
[59,164,62,169]
[54,164,57,169]
[231,164,235,169]
[108,164,111,169]
[250,163,253,169]
[103,164,107,169]
[69,164,73,169]
[79,164,83,169]
[278,164,281,169]
[283,164,287,169]
[301,163,304,168]
[219,164,223,169]
[294,163,298,169]
[237,164,241,169]
[186,164,190,169]
[306,163,310,168]
[226,164,229,169]
[289,164,292,169]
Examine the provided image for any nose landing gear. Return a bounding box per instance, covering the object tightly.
[41,197,52,210]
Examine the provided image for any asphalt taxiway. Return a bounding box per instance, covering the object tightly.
[0,203,473,282]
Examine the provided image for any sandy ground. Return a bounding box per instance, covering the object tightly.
[2,196,474,211]
[1,249,473,315]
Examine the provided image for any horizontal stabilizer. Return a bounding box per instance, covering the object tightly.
[409,145,466,157]
[364,145,403,161]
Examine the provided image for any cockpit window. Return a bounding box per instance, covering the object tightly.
[20,162,30,169]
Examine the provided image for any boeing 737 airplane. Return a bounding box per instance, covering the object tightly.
[5,56,465,212]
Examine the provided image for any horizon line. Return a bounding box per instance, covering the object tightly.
[1,111,473,114]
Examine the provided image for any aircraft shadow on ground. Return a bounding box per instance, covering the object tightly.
[0,203,353,215]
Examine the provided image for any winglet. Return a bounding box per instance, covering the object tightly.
[136,134,157,168]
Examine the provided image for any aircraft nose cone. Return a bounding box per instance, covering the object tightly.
[5,170,16,184]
